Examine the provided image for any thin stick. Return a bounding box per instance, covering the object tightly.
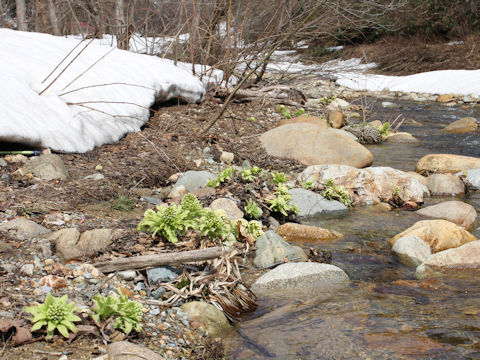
[41,39,87,84]
[60,47,116,92]
[39,39,95,96]
[59,82,157,97]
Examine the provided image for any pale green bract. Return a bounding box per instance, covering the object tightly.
[244,198,262,219]
[136,204,195,243]
[198,209,231,240]
[24,294,81,339]
[321,178,352,207]
[90,291,143,335]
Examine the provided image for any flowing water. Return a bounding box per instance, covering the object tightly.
[224,100,480,359]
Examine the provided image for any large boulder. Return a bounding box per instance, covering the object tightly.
[276,223,343,243]
[278,115,328,128]
[253,230,308,268]
[260,123,373,168]
[252,262,349,293]
[22,154,68,180]
[391,235,432,268]
[298,165,429,206]
[416,201,477,230]
[426,174,465,196]
[416,154,480,175]
[415,241,480,279]
[458,167,480,190]
[0,218,49,239]
[180,301,231,336]
[288,188,347,218]
[389,220,477,253]
[441,117,478,134]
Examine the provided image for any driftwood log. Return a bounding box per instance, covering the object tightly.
[92,246,224,273]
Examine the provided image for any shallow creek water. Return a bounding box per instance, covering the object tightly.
[224,100,480,359]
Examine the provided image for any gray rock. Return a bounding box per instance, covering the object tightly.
[39,286,53,294]
[0,158,6,167]
[143,196,160,205]
[108,341,163,360]
[209,198,244,221]
[289,188,347,218]
[117,270,137,281]
[152,287,166,300]
[173,170,214,192]
[252,262,349,292]
[147,267,179,285]
[0,218,49,239]
[458,167,480,190]
[22,154,68,180]
[253,230,308,268]
[180,301,232,336]
[391,235,431,268]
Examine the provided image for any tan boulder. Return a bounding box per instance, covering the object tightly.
[385,132,422,145]
[328,110,345,129]
[416,154,480,175]
[261,123,373,168]
[426,174,465,196]
[415,241,480,279]
[441,117,478,134]
[276,223,343,243]
[416,201,478,230]
[389,220,477,253]
[436,94,455,103]
[278,115,328,128]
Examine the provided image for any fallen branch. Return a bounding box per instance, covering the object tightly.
[215,85,306,104]
[91,246,224,273]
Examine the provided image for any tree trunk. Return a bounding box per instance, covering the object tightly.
[15,0,27,31]
[115,0,129,49]
[47,0,60,35]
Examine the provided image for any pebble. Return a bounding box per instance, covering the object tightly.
[147,267,179,285]
[20,263,34,276]
[152,286,166,300]
[149,307,161,316]
[134,282,146,291]
[117,270,137,281]
[39,286,53,294]
[0,158,6,167]
[84,173,105,180]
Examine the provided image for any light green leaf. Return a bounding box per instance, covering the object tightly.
[56,324,69,338]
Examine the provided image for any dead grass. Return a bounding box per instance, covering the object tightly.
[344,34,480,75]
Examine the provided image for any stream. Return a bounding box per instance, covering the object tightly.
[224,99,480,359]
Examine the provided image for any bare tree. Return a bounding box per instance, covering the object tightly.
[15,0,27,30]
[47,0,60,35]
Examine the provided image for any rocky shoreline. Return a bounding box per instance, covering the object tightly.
[1,78,479,359]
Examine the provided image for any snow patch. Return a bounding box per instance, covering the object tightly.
[0,29,205,153]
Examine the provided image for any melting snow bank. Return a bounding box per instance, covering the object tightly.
[335,69,480,97]
[0,29,205,153]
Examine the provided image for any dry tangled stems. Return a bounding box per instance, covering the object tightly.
[141,247,257,321]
